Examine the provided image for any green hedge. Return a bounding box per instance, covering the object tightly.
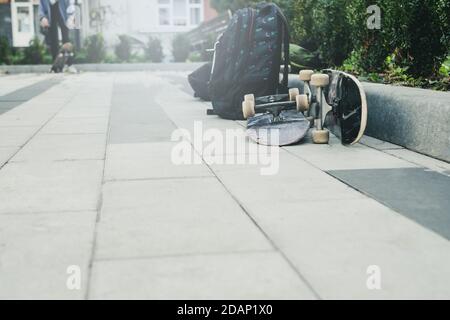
[291,0,450,78]
[0,36,12,65]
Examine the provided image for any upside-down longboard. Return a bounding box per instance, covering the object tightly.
[244,92,310,146]
[242,69,368,146]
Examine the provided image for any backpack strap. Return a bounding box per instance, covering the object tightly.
[274,4,290,88]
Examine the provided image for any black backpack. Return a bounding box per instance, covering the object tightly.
[188,62,212,101]
[209,3,290,120]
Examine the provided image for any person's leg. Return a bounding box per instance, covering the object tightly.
[55,3,72,66]
[48,3,60,60]
[55,4,70,44]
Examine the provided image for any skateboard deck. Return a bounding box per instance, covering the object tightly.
[51,43,74,73]
[246,109,310,146]
[322,70,367,145]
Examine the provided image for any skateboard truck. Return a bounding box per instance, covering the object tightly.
[298,70,315,127]
[310,73,330,144]
[242,88,308,120]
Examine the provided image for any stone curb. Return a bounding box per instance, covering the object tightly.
[363,82,450,163]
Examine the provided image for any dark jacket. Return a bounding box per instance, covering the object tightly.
[39,0,73,26]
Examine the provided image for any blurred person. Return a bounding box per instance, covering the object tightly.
[39,0,77,72]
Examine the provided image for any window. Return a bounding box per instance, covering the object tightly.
[159,8,170,25]
[173,0,187,26]
[17,7,31,32]
[158,0,171,26]
[158,0,203,27]
[11,0,35,47]
[189,7,201,25]
[189,0,202,26]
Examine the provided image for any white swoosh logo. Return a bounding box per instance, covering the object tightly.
[342,108,360,120]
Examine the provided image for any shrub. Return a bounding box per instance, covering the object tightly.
[289,44,323,72]
[346,0,389,73]
[83,33,106,63]
[172,34,190,62]
[130,53,147,63]
[290,0,352,67]
[347,0,450,77]
[0,36,12,65]
[290,0,450,79]
[22,37,52,64]
[400,0,449,77]
[144,36,164,62]
[102,53,119,64]
[187,51,203,62]
[115,35,132,62]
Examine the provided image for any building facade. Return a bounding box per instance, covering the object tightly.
[0,0,85,48]
[87,0,218,59]
[0,0,217,60]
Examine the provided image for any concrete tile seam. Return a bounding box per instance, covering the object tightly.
[40,133,107,136]
[94,248,277,263]
[0,209,97,216]
[103,175,215,184]
[84,77,115,300]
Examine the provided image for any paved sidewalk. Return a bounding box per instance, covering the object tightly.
[0,70,450,299]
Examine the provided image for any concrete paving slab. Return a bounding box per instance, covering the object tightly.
[285,142,417,171]
[329,168,450,240]
[0,74,48,96]
[109,123,174,144]
[0,74,59,95]
[55,106,110,119]
[89,252,316,300]
[209,150,365,204]
[0,101,22,114]
[11,133,106,162]
[104,142,211,181]
[96,177,271,259]
[41,117,109,134]
[0,78,63,115]
[0,211,96,299]
[269,198,450,299]
[109,83,175,144]
[0,111,58,127]
[160,71,194,96]
[0,147,18,167]
[0,126,38,147]
[0,160,103,214]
